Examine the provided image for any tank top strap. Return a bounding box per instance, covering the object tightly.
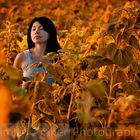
[24,49,32,67]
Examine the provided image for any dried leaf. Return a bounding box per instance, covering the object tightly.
[107,43,117,59]
[113,49,133,68]
[107,23,116,35]
[129,35,140,50]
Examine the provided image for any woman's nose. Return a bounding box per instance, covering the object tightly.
[35,28,39,34]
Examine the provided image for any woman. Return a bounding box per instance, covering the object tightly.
[13,17,61,84]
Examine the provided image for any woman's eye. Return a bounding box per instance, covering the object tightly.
[32,28,36,31]
[40,26,44,30]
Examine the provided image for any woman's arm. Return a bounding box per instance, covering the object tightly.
[13,52,25,70]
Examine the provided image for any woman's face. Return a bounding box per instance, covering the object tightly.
[31,21,49,44]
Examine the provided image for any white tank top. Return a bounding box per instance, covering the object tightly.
[23,49,55,84]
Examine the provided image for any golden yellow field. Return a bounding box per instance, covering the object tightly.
[0,0,140,140]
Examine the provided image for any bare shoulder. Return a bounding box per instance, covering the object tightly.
[16,52,25,60]
[13,52,26,69]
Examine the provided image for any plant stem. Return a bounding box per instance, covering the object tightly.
[107,108,114,128]
[26,113,32,139]
[108,64,116,104]
[67,80,77,120]
[107,64,116,128]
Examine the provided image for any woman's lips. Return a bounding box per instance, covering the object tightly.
[34,36,41,39]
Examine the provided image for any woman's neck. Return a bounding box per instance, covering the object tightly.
[31,43,46,57]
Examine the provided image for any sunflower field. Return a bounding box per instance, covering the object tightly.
[0,0,140,140]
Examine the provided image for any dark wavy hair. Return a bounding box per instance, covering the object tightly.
[27,17,61,53]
